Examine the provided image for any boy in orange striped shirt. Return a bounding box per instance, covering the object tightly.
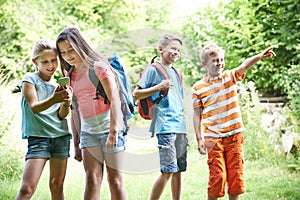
[192,43,275,200]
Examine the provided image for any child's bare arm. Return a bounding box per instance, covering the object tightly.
[193,107,206,155]
[237,47,276,75]
[58,85,72,119]
[133,80,173,100]
[23,82,68,114]
[71,108,82,162]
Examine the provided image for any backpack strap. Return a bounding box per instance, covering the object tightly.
[151,62,170,101]
[148,62,170,137]
[172,67,183,86]
[151,55,182,85]
[151,55,158,64]
[88,68,109,103]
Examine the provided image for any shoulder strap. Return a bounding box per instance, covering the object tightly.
[88,68,108,103]
[172,67,183,86]
[151,60,182,86]
[151,62,169,98]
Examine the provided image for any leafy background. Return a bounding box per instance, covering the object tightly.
[1,0,299,117]
[0,0,299,199]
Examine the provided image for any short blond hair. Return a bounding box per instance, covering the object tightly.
[200,43,224,62]
[32,40,56,60]
[157,34,182,47]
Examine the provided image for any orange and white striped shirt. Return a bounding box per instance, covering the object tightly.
[192,69,245,138]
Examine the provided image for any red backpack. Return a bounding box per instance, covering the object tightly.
[137,60,182,136]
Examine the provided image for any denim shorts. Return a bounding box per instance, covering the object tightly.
[26,134,71,160]
[157,133,188,173]
[80,130,126,153]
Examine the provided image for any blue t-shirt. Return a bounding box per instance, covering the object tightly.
[137,65,186,134]
[20,72,71,139]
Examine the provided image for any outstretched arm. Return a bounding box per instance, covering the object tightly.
[236,47,276,75]
[23,82,71,114]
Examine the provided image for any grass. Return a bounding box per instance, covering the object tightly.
[1,141,300,200]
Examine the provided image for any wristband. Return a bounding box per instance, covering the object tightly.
[63,103,72,107]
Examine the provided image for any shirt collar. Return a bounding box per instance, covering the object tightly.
[203,74,222,83]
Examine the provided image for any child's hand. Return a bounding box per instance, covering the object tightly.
[198,139,207,155]
[158,79,174,90]
[53,86,72,103]
[106,129,118,151]
[74,146,82,162]
[260,47,276,59]
[62,85,73,104]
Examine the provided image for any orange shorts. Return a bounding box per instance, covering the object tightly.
[205,132,245,198]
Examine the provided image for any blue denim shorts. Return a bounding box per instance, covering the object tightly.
[80,130,126,153]
[157,133,188,173]
[26,134,71,160]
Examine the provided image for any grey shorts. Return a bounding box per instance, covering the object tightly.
[157,133,188,173]
[26,134,71,160]
[80,130,126,153]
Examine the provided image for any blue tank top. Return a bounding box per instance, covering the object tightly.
[20,72,71,139]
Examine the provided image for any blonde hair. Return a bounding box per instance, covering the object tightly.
[157,34,182,47]
[32,40,56,60]
[199,43,224,62]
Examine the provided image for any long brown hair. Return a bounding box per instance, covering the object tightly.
[56,26,108,76]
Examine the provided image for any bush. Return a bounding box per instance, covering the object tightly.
[285,64,300,123]
[239,81,275,161]
[239,81,300,171]
[0,147,23,181]
[0,70,23,181]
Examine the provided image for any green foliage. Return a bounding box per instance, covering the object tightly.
[0,0,172,83]
[180,1,300,160]
[238,82,275,161]
[182,0,299,97]
[0,75,23,181]
[0,71,14,139]
[0,146,23,181]
[249,0,300,96]
[238,81,300,173]
[285,64,300,122]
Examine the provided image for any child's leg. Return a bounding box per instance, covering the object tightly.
[171,133,188,200]
[48,134,70,199]
[229,194,240,200]
[16,137,51,199]
[171,172,181,200]
[102,131,126,200]
[150,133,178,200]
[16,159,47,200]
[82,147,104,200]
[208,195,218,200]
[225,133,245,196]
[150,172,173,200]
[49,158,68,199]
[105,151,126,200]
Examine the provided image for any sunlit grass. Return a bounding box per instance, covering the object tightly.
[5,142,299,200]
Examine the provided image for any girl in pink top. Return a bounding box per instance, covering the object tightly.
[56,27,126,200]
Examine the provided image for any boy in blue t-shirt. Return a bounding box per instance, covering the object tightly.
[133,34,188,200]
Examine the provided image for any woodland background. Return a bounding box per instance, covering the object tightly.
[0,0,299,199]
